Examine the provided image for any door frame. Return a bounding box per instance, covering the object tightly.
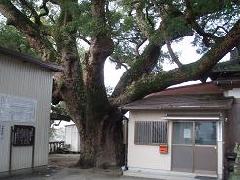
[171,120,218,174]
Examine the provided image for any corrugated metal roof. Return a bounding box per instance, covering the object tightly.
[0,46,63,72]
[146,82,223,97]
[123,95,233,110]
[123,83,234,110]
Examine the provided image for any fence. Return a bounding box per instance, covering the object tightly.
[49,141,65,154]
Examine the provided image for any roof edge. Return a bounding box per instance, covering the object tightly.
[0,46,63,72]
[123,95,234,111]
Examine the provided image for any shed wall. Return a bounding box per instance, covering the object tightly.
[0,54,53,172]
[128,110,172,171]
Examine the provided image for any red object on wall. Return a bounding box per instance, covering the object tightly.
[159,144,168,154]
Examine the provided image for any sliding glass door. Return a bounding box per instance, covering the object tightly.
[172,121,217,174]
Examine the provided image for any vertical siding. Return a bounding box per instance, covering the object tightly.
[0,54,53,172]
[0,121,11,172]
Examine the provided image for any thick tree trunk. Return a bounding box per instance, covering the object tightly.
[77,108,124,168]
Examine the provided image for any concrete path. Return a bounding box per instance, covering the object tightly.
[2,167,156,180]
[1,153,157,180]
[1,154,216,180]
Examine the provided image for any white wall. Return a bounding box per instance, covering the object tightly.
[128,110,224,178]
[128,110,172,171]
[65,125,80,152]
[224,88,240,98]
[0,54,53,173]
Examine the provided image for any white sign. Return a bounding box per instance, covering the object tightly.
[184,128,191,139]
[0,124,4,140]
[0,94,37,122]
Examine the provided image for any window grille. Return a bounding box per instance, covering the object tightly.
[134,121,168,145]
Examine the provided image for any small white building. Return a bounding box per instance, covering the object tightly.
[124,80,240,180]
[0,47,61,175]
[65,124,80,152]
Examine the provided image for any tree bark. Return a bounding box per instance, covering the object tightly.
[77,107,124,168]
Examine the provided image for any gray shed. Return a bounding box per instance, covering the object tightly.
[0,47,62,174]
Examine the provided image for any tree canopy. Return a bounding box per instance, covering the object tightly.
[0,0,239,168]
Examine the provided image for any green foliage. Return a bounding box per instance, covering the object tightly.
[191,1,240,54]
[0,23,37,56]
[51,102,69,116]
[0,0,239,70]
[165,16,191,38]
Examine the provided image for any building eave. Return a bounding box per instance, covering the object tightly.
[0,46,63,72]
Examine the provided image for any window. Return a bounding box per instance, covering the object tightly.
[173,122,193,145]
[195,122,216,145]
[134,121,168,145]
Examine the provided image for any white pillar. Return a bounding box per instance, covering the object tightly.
[217,120,224,180]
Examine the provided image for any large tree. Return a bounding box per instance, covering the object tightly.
[0,0,239,168]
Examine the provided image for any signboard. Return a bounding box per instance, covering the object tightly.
[0,94,36,122]
[12,125,35,146]
[184,128,191,139]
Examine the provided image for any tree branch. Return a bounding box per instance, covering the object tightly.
[166,40,182,67]
[112,23,191,98]
[39,0,50,18]
[113,20,240,106]
[184,0,222,47]
[0,0,58,62]
[109,56,129,71]
[77,32,91,45]
[82,0,114,113]
[112,13,193,98]
[19,0,41,24]
[134,1,154,39]
[53,0,86,126]
[48,0,60,5]
[52,78,63,105]
[111,42,161,97]
[135,37,147,56]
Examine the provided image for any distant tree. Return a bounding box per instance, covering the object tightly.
[0,0,239,168]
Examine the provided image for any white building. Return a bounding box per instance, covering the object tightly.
[124,80,240,180]
[0,47,61,175]
[65,124,80,152]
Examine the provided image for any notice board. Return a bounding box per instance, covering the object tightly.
[0,94,37,122]
[12,125,35,146]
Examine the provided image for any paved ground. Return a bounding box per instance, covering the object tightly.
[1,154,156,180]
[2,167,156,180]
[48,154,80,167]
[1,154,218,180]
